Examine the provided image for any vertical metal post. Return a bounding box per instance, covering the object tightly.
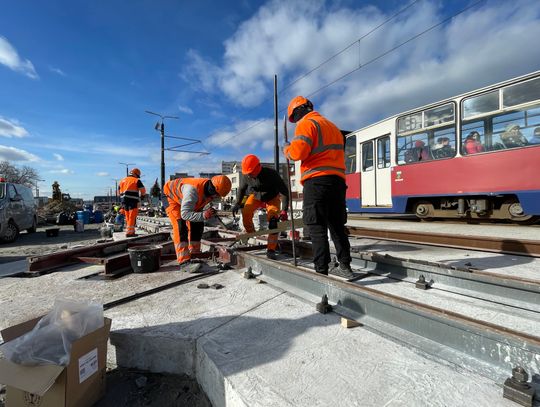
[160,122,165,192]
[283,115,297,267]
[273,75,279,172]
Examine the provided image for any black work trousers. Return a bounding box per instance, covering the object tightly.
[302,175,351,274]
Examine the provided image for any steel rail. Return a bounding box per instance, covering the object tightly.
[347,226,540,257]
[236,251,540,383]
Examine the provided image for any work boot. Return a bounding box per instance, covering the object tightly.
[266,250,278,260]
[329,263,354,279]
[314,268,328,276]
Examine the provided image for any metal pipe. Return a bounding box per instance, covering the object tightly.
[283,115,297,266]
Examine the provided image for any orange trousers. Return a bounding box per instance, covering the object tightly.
[241,194,280,251]
[124,207,138,236]
[166,201,203,264]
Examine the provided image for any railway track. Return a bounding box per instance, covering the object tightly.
[347,225,540,257]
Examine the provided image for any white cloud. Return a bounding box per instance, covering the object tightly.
[178,105,193,114]
[49,66,66,76]
[53,153,64,161]
[0,117,29,138]
[182,0,540,130]
[49,168,74,174]
[207,118,276,150]
[0,145,39,161]
[0,36,38,79]
[96,171,109,177]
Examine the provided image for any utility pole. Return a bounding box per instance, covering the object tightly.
[111,178,119,203]
[145,111,178,193]
[273,74,279,172]
[119,162,135,176]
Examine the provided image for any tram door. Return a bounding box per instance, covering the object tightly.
[360,135,392,207]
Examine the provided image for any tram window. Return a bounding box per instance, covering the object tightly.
[503,77,540,108]
[462,90,499,119]
[424,103,454,127]
[345,135,357,174]
[361,141,373,172]
[377,137,391,168]
[398,113,422,133]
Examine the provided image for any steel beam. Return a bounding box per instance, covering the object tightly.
[236,251,540,384]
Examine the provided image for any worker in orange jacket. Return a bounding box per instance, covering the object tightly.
[163,175,231,266]
[232,154,290,260]
[283,96,352,278]
[118,168,146,237]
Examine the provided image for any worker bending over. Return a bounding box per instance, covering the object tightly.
[233,154,289,260]
[164,175,231,266]
[118,168,146,237]
[283,96,353,278]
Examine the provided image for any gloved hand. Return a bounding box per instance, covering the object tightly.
[279,210,288,221]
[203,207,216,220]
[232,203,241,216]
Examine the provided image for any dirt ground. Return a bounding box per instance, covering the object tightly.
[0,224,213,407]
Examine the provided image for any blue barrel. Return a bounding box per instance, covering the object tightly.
[77,210,90,224]
[93,210,104,223]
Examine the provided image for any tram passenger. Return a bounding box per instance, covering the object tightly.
[528,127,540,144]
[405,140,430,162]
[433,137,454,158]
[501,124,528,148]
[463,131,484,154]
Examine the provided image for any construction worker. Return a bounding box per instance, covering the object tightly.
[232,154,290,260]
[164,175,231,266]
[283,96,353,278]
[118,168,146,237]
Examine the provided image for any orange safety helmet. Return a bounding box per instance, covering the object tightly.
[129,168,141,177]
[241,154,262,176]
[211,175,232,197]
[287,96,312,123]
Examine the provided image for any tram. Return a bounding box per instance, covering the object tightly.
[344,70,540,223]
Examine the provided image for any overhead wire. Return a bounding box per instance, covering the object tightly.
[213,0,423,146]
[215,0,484,146]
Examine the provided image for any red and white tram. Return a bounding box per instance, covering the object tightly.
[344,70,540,223]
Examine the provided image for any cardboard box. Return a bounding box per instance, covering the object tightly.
[0,316,111,407]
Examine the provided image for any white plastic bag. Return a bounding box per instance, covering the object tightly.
[0,299,104,366]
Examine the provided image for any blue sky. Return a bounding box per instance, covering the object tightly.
[1,0,539,200]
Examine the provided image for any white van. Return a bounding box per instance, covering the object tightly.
[0,181,37,243]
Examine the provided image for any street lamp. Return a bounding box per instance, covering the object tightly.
[145,110,178,193]
[119,162,135,176]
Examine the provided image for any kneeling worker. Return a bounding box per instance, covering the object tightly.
[233,154,289,260]
[164,175,231,266]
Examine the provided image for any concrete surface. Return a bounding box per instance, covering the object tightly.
[0,263,520,407]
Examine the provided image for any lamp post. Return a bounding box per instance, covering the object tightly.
[119,162,135,176]
[111,178,119,204]
[145,111,178,192]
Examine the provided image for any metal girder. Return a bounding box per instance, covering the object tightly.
[236,251,540,384]
[347,226,540,257]
[27,232,171,273]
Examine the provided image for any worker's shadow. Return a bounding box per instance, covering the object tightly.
[110,309,338,405]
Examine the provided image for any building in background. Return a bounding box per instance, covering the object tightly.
[221,161,240,175]
[169,172,191,180]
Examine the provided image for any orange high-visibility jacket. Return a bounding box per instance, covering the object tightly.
[284,111,345,184]
[164,178,213,221]
[118,175,146,203]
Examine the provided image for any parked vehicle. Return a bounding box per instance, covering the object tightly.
[0,180,38,243]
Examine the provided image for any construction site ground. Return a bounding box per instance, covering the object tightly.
[0,219,539,406]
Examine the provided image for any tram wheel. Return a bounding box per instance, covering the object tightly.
[501,200,538,224]
[414,201,435,220]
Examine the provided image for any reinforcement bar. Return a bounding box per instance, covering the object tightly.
[236,251,540,383]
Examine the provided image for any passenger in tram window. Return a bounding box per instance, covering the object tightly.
[501,124,528,148]
[528,127,540,144]
[405,140,430,162]
[433,137,454,158]
[463,131,484,154]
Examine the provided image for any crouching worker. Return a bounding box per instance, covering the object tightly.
[164,175,232,266]
[232,154,289,260]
